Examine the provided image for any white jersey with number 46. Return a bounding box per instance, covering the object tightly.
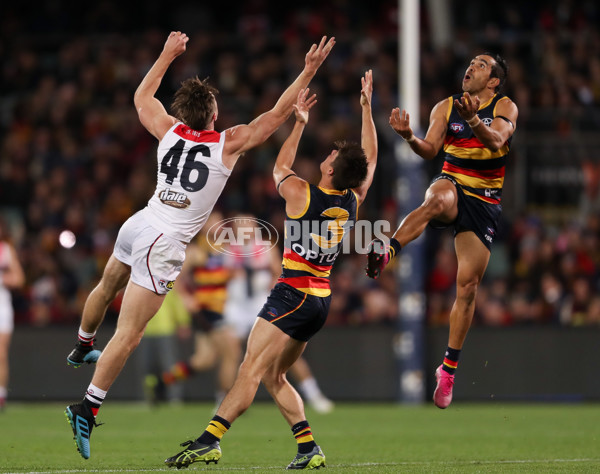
[144,122,231,243]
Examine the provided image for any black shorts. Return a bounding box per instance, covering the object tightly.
[191,309,225,332]
[429,174,501,251]
[257,283,331,342]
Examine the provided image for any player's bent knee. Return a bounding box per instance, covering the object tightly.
[423,193,453,219]
[113,330,145,355]
[125,336,144,354]
[237,361,267,383]
[261,367,286,389]
[456,279,480,302]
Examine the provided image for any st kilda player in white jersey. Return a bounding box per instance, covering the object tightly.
[64,31,335,461]
[144,124,230,243]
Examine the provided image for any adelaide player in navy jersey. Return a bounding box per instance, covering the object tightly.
[165,71,377,470]
[366,53,518,409]
[64,31,335,461]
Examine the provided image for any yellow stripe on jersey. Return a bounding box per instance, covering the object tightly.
[194,269,229,285]
[443,143,509,160]
[318,186,346,195]
[282,258,332,277]
[462,189,496,202]
[445,96,453,121]
[350,188,360,217]
[296,287,331,297]
[442,170,505,189]
[195,288,227,302]
[478,94,495,110]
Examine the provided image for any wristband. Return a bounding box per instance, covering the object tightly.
[388,238,402,259]
[404,134,416,143]
[466,115,481,128]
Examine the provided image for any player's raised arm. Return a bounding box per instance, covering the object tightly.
[134,31,189,141]
[273,89,317,215]
[389,97,449,160]
[454,92,518,151]
[352,70,377,204]
[222,36,335,168]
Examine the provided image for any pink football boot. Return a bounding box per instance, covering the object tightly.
[433,365,455,409]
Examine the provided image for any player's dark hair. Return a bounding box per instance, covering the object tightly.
[171,77,219,130]
[330,141,368,191]
[484,52,508,93]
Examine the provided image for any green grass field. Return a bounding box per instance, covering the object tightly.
[1,401,599,473]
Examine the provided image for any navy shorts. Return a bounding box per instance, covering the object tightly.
[257,283,331,342]
[429,174,501,251]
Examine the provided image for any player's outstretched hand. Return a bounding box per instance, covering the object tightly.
[389,108,413,140]
[304,36,336,74]
[360,69,373,107]
[163,31,189,59]
[293,88,317,124]
[454,92,480,122]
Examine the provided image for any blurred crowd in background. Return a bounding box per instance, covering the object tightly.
[1,1,599,329]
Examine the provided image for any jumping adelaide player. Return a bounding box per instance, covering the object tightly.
[366,53,518,409]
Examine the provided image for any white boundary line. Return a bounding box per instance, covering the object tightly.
[15,458,600,473]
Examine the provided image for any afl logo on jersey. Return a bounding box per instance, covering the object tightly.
[450,123,464,133]
[158,188,191,209]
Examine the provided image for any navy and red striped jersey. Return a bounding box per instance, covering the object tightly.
[278,183,358,297]
[441,93,512,204]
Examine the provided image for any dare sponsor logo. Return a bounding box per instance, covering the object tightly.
[158,189,191,209]
[450,122,464,133]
